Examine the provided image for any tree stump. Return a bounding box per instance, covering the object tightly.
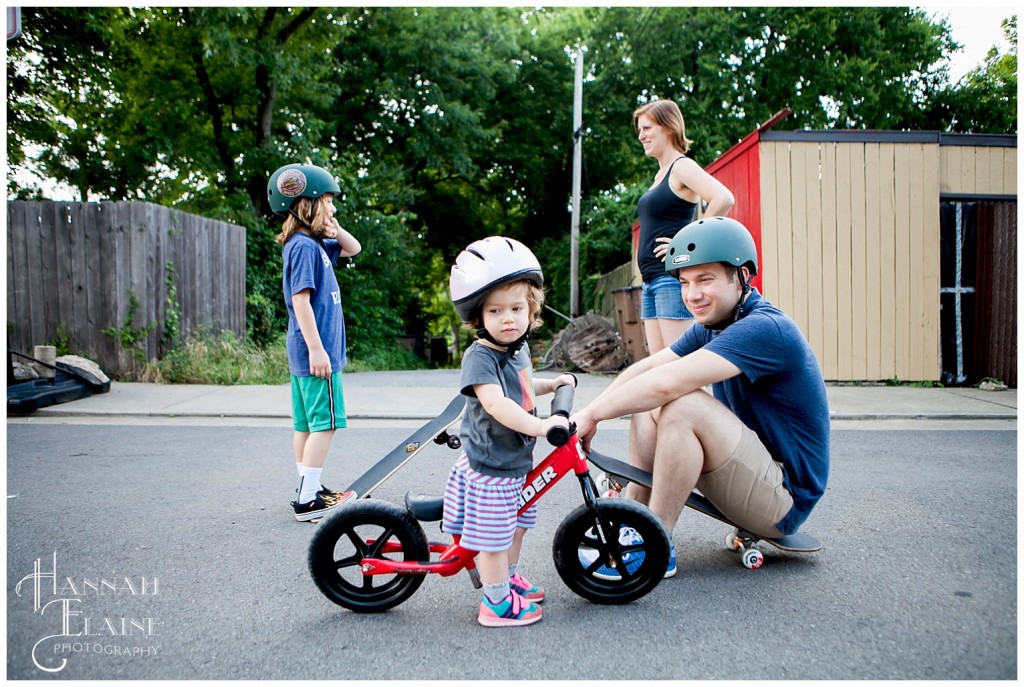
[560,313,630,372]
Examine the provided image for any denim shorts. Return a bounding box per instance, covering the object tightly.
[641,274,692,320]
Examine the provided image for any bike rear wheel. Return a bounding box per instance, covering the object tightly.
[308,500,429,612]
[552,498,670,604]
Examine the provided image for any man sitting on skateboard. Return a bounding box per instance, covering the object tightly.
[572,217,829,574]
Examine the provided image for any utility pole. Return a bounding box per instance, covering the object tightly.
[569,49,583,318]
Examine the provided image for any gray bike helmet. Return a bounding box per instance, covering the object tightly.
[667,216,758,326]
[665,216,758,276]
[449,236,544,323]
[267,163,341,216]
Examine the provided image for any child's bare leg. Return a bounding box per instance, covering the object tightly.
[295,429,336,502]
[299,429,335,468]
[507,526,527,568]
[293,431,309,470]
[477,550,510,585]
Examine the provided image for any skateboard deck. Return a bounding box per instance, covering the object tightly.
[586,449,821,554]
[339,395,466,503]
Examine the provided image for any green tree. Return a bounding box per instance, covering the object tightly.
[6,8,140,200]
[929,15,1017,133]
[10,6,1001,366]
[533,6,964,316]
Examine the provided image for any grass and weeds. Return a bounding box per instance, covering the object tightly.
[143,330,290,384]
[140,329,427,384]
[344,346,427,373]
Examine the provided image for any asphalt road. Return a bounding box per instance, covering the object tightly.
[5,422,1017,680]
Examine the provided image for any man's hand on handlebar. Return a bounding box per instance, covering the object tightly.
[569,408,597,452]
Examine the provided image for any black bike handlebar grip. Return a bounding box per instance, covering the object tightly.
[546,422,570,447]
[546,383,575,446]
[550,383,574,418]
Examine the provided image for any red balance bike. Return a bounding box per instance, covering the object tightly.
[308,385,671,612]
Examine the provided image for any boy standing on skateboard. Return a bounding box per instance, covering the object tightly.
[268,164,362,522]
[572,217,829,573]
[445,237,575,627]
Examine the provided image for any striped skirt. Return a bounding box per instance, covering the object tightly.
[442,454,538,552]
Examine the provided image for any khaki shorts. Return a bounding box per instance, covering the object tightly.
[695,426,793,539]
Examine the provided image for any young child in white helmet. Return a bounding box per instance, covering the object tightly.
[445,236,576,627]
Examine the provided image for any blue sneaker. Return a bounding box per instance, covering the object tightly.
[578,526,644,580]
[665,544,677,579]
[579,529,676,580]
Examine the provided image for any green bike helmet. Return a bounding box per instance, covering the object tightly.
[267,163,341,216]
[665,216,758,276]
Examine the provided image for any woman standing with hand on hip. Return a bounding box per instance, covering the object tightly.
[633,99,734,352]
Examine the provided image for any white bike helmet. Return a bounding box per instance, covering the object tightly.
[449,236,544,323]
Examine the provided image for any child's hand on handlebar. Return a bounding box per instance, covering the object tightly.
[540,414,569,437]
[555,373,577,389]
[540,414,571,447]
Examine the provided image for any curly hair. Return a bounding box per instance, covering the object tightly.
[464,280,545,333]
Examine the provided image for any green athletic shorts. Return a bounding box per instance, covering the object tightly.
[291,372,347,433]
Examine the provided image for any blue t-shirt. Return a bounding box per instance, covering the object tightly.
[669,289,830,534]
[282,233,347,376]
[458,341,537,478]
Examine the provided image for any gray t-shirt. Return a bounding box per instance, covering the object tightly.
[458,341,537,478]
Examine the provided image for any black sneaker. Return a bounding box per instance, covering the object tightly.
[292,492,342,522]
[318,486,346,502]
[321,487,353,507]
[292,485,346,504]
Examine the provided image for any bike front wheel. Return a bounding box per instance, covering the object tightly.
[552,498,671,605]
[308,500,429,613]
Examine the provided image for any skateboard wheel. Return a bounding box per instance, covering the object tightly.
[446,435,462,450]
[724,530,742,551]
[742,549,763,570]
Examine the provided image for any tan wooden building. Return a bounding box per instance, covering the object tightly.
[616,120,1016,385]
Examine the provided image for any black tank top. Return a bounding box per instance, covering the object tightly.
[636,156,697,283]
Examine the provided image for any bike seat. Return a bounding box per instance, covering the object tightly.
[405,492,444,522]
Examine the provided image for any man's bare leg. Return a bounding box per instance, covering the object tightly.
[625,409,658,505]
[645,391,745,532]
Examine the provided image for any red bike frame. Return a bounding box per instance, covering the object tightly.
[359,433,593,578]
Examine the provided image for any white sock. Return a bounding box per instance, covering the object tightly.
[295,461,303,476]
[298,467,324,502]
[483,581,511,605]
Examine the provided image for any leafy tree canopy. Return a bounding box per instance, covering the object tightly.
[7,7,1016,359]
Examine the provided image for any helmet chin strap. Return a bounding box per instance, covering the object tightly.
[475,326,530,367]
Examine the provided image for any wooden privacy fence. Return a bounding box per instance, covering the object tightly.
[6,201,246,377]
[759,138,943,382]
